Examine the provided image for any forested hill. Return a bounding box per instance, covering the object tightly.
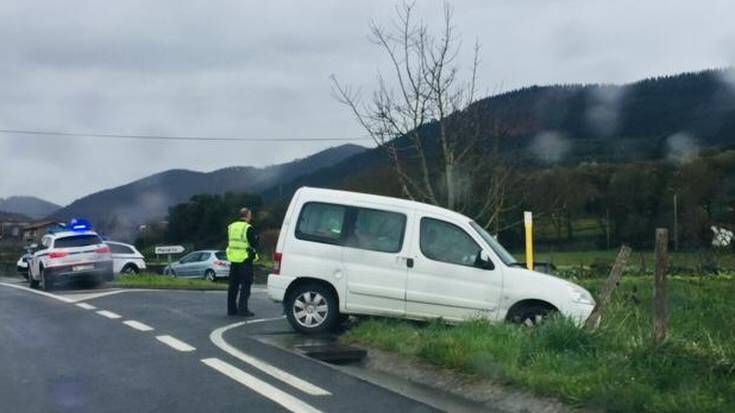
[264,68,735,201]
[483,68,735,159]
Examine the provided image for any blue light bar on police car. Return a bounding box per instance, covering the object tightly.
[69,218,93,231]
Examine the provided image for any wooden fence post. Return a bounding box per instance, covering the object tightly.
[653,228,669,344]
[584,245,632,331]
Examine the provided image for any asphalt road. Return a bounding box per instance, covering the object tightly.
[0,279,440,413]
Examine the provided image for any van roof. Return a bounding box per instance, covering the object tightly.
[294,187,473,223]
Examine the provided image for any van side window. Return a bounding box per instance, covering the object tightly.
[296,202,347,244]
[347,208,406,253]
[420,218,482,267]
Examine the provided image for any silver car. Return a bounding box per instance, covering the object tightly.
[163,250,230,281]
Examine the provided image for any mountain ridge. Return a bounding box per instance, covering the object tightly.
[50,144,366,238]
[0,196,61,220]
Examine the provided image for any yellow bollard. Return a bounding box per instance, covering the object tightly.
[524,211,534,270]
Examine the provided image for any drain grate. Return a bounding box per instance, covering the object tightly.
[295,343,367,364]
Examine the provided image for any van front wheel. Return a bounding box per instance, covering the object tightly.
[286,284,338,334]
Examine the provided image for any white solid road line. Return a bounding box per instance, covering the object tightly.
[123,320,154,332]
[96,310,122,319]
[202,358,323,413]
[76,302,97,310]
[0,282,74,303]
[210,317,331,396]
[156,335,196,352]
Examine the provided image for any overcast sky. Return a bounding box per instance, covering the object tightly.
[1,0,734,206]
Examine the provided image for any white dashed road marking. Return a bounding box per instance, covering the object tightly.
[202,358,323,413]
[96,310,122,319]
[123,320,154,332]
[156,335,196,352]
[76,302,97,310]
[210,317,331,396]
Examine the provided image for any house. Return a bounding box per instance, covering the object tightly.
[0,221,29,240]
[22,220,63,245]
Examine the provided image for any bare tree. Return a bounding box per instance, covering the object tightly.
[332,2,517,229]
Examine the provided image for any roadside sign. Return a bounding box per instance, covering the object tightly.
[155,245,185,255]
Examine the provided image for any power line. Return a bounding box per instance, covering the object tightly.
[0,128,374,143]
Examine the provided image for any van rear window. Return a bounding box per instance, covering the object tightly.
[54,235,102,248]
[296,202,347,243]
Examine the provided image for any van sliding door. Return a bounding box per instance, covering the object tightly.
[343,206,411,316]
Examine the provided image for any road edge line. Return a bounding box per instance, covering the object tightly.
[0,282,74,303]
[210,317,331,396]
[201,358,323,413]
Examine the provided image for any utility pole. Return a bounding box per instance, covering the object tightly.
[605,209,611,250]
[673,194,679,252]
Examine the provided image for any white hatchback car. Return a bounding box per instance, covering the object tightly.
[106,241,147,275]
[268,187,596,334]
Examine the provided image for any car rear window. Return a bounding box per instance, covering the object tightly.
[215,251,227,260]
[54,235,102,248]
[107,243,134,254]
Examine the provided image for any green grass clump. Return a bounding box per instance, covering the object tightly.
[113,273,227,290]
[343,276,735,412]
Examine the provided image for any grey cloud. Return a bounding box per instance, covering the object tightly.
[1,0,734,205]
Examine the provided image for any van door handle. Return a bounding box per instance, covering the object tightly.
[406,258,414,268]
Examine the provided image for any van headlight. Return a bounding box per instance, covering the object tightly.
[569,285,595,306]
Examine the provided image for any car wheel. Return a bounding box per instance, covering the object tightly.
[285,283,339,335]
[121,264,139,275]
[29,271,40,289]
[165,268,176,277]
[204,270,216,282]
[509,304,555,327]
[40,267,54,292]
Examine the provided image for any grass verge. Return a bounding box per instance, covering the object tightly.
[112,273,227,290]
[343,276,735,413]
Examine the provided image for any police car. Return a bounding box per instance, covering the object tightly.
[28,220,114,290]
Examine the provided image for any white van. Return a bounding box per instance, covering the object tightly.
[267,187,595,334]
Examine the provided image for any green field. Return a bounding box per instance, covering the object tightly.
[513,249,734,271]
[344,276,735,413]
[112,273,227,290]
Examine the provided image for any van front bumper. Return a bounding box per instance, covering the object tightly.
[267,274,296,302]
[562,302,596,326]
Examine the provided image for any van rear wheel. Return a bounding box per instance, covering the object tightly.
[286,283,338,334]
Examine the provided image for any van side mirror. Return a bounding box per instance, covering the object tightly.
[476,250,494,270]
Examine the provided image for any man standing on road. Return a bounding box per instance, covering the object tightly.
[226,207,259,316]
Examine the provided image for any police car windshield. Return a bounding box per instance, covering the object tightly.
[55,235,102,248]
[469,221,518,265]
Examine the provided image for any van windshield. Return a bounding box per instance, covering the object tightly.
[469,221,517,265]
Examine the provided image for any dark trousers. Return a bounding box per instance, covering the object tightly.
[228,260,253,315]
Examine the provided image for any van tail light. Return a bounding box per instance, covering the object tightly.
[48,251,68,259]
[95,246,111,254]
[273,252,282,275]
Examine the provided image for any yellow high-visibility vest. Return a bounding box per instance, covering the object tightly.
[226,221,251,263]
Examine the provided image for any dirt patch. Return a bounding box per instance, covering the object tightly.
[361,347,588,413]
